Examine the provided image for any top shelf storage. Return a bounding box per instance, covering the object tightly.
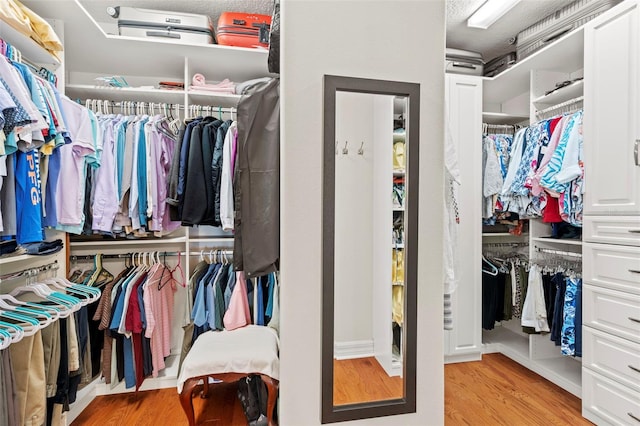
[0,20,61,69]
[60,0,274,83]
[484,28,584,106]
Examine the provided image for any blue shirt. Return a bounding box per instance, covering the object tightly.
[224,264,235,311]
[15,149,44,244]
[265,273,275,318]
[256,277,265,326]
[137,117,149,227]
[192,263,217,328]
[42,147,60,227]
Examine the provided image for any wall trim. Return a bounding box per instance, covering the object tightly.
[334,340,375,360]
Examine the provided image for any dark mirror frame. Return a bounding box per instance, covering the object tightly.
[322,75,420,424]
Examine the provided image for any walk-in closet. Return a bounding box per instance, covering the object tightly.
[1,0,638,425]
[445,0,640,424]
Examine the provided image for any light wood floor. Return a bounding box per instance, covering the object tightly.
[71,353,590,425]
[333,356,403,405]
[445,353,592,426]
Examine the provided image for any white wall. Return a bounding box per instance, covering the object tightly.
[334,92,375,345]
[280,0,446,424]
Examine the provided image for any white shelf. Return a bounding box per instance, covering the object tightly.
[531,237,583,247]
[0,253,32,266]
[187,90,242,107]
[483,327,529,358]
[482,112,529,125]
[0,21,61,68]
[65,84,185,103]
[484,28,584,105]
[56,0,274,83]
[532,80,584,107]
[70,236,187,247]
[189,237,234,244]
[0,252,60,266]
[65,84,243,108]
[482,232,529,237]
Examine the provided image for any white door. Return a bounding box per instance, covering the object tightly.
[444,74,483,361]
[584,1,640,215]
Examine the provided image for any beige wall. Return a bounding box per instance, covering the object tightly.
[280,0,446,424]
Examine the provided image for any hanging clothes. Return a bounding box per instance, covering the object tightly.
[483,109,585,231]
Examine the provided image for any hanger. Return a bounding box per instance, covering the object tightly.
[10,275,81,314]
[0,320,24,344]
[0,328,11,350]
[0,297,55,326]
[482,255,499,276]
[0,310,40,336]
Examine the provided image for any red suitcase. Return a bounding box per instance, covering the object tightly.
[217,12,271,49]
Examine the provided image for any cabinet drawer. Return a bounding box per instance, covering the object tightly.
[583,243,640,295]
[583,216,640,247]
[582,369,640,426]
[584,284,640,344]
[583,327,640,393]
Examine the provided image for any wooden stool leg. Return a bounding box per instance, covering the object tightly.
[180,378,199,426]
[261,375,279,426]
[201,378,209,399]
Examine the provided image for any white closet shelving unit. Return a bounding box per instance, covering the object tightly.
[15,2,275,420]
[479,15,589,399]
[0,19,68,280]
[444,73,484,364]
[581,1,640,423]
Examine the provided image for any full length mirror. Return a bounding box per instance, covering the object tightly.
[322,75,419,423]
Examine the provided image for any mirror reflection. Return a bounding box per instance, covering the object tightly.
[333,92,407,406]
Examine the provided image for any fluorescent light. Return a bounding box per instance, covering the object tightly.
[467,0,521,29]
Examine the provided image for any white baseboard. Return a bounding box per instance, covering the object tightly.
[334,340,374,360]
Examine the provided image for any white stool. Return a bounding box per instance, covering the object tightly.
[177,325,280,425]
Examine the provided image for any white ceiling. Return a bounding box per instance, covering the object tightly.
[21,0,571,65]
[446,0,570,61]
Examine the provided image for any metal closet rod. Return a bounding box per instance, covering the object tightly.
[0,260,59,283]
[535,246,582,258]
[536,96,584,116]
[83,100,236,113]
[483,242,529,247]
[70,250,234,261]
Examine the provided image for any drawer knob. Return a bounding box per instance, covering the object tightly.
[629,412,640,423]
[629,229,640,234]
[630,269,640,274]
[629,365,640,374]
[630,317,640,324]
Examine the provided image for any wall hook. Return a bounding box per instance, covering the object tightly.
[358,141,364,155]
[342,141,349,155]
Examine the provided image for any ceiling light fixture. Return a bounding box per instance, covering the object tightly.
[467,0,521,29]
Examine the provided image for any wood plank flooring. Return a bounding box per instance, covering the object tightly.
[71,353,590,425]
[445,353,592,426]
[333,357,403,405]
